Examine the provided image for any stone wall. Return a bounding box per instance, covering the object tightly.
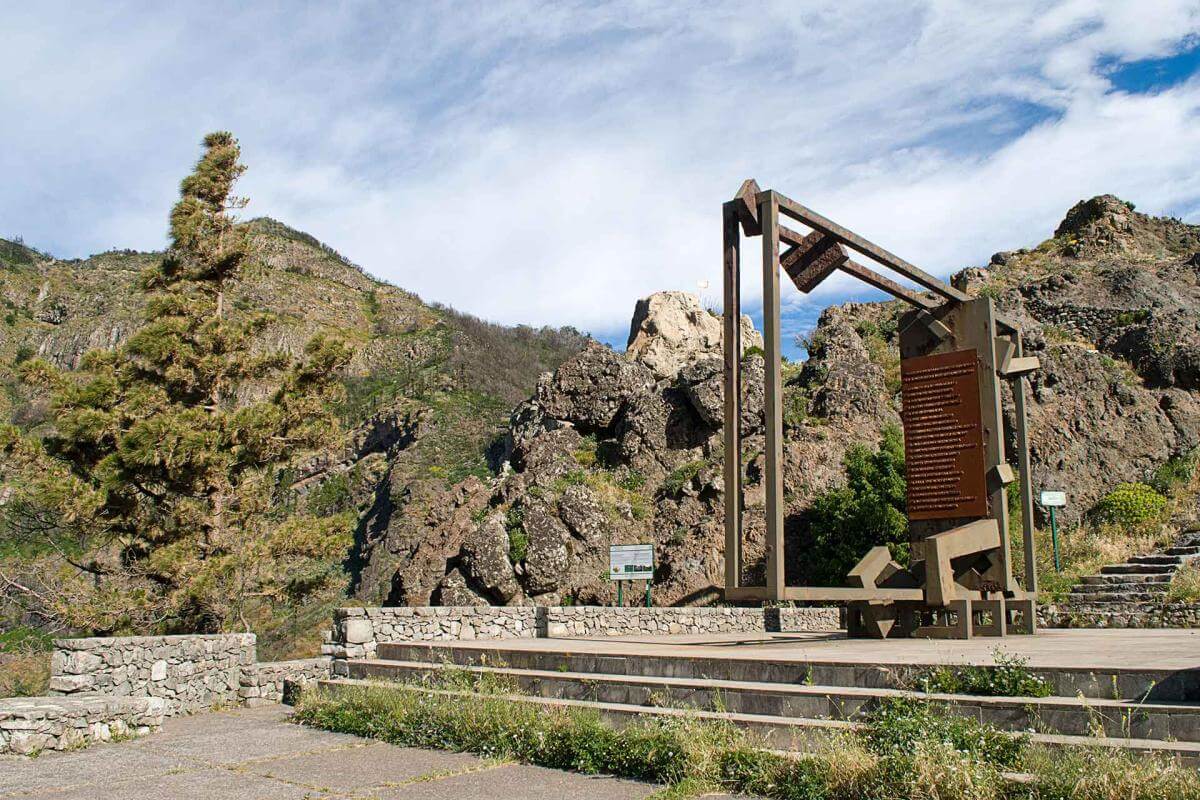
[0,695,166,755]
[49,634,254,713]
[324,605,842,658]
[545,606,841,637]
[1039,602,1200,629]
[239,658,332,707]
[325,607,538,659]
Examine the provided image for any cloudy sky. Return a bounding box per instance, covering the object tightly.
[4,2,1200,356]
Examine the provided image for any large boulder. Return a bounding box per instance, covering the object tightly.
[626,291,761,379]
[534,342,653,431]
[461,513,522,603]
[437,567,489,606]
[558,484,609,551]
[520,503,572,595]
[679,353,765,432]
[801,308,894,422]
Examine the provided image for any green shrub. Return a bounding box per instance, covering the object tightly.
[799,426,908,585]
[306,472,352,516]
[861,697,1024,769]
[1149,450,1198,496]
[504,506,527,563]
[1115,309,1151,326]
[1088,482,1167,529]
[742,345,765,359]
[661,460,705,497]
[917,650,1052,698]
[617,470,646,492]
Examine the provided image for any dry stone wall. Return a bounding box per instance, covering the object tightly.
[47,633,331,716]
[545,606,840,637]
[239,658,333,707]
[324,605,842,658]
[325,607,538,659]
[1039,602,1200,629]
[0,695,166,755]
[49,634,255,713]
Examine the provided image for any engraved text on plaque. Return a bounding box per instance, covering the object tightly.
[900,348,987,521]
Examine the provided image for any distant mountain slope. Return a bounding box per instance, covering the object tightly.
[0,218,587,655]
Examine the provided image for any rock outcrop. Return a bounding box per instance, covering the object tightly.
[357,197,1200,606]
[626,291,761,378]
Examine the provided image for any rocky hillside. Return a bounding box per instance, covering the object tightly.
[0,220,588,610]
[359,196,1200,609]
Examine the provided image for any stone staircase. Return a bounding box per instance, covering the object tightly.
[325,639,1200,763]
[1064,528,1200,613]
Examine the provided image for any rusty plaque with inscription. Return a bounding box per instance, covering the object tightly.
[900,348,988,521]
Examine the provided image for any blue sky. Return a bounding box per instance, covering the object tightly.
[4,3,1200,360]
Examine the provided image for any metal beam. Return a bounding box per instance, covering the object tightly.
[722,201,743,591]
[733,179,762,237]
[1011,332,1039,604]
[780,222,941,311]
[770,192,970,304]
[837,258,940,310]
[759,191,785,600]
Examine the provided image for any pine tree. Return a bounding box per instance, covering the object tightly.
[1,133,354,641]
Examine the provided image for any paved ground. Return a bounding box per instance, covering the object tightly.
[0,706,739,799]
[442,628,1200,671]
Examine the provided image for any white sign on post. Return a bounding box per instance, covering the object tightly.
[609,544,654,581]
[1039,491,1067,507]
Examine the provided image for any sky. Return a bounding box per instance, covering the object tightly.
[4,2,1200,359]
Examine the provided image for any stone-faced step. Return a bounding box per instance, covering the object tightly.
[1070,585,1171,597]
[315,678,1200,765]
[371,641,1200,702]
[1166,546,1200,557]
[343,658,1200,743]
[1101,563,1178,575]
[1066,591,1167,604]
[1081,573,1172,585]
[1128,555,1185,566]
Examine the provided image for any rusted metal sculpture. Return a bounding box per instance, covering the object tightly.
[722,181,1040,638]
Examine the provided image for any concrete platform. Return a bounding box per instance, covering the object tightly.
[326,627,1200,761]
[369,628,1200,702]
[425,628,1200,672]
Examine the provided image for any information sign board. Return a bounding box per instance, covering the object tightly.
[609,544,654,581]
[1040,491,1066,507]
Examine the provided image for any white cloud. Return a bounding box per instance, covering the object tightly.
[3,1,1200,337]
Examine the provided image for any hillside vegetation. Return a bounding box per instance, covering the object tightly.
[0,135,585,658]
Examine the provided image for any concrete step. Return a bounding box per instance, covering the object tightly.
[1101,563,1178,575]
[344,658,1200,743]
[1165,546,1200,557]
[315,678,1200,765]
[371,641,1200,702]
[1081,572,1173,585]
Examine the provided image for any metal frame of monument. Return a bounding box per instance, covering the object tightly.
[721,180,1041,639]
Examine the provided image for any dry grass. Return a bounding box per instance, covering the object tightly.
[1165,562,1200,604]
[0,650,50,697]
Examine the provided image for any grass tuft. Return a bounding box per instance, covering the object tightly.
[291,676,1200,799]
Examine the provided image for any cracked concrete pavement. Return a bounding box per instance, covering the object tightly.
[0,705,743,799]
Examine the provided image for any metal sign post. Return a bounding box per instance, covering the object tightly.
[1040,491,1067,572]
[610,544,654,608]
